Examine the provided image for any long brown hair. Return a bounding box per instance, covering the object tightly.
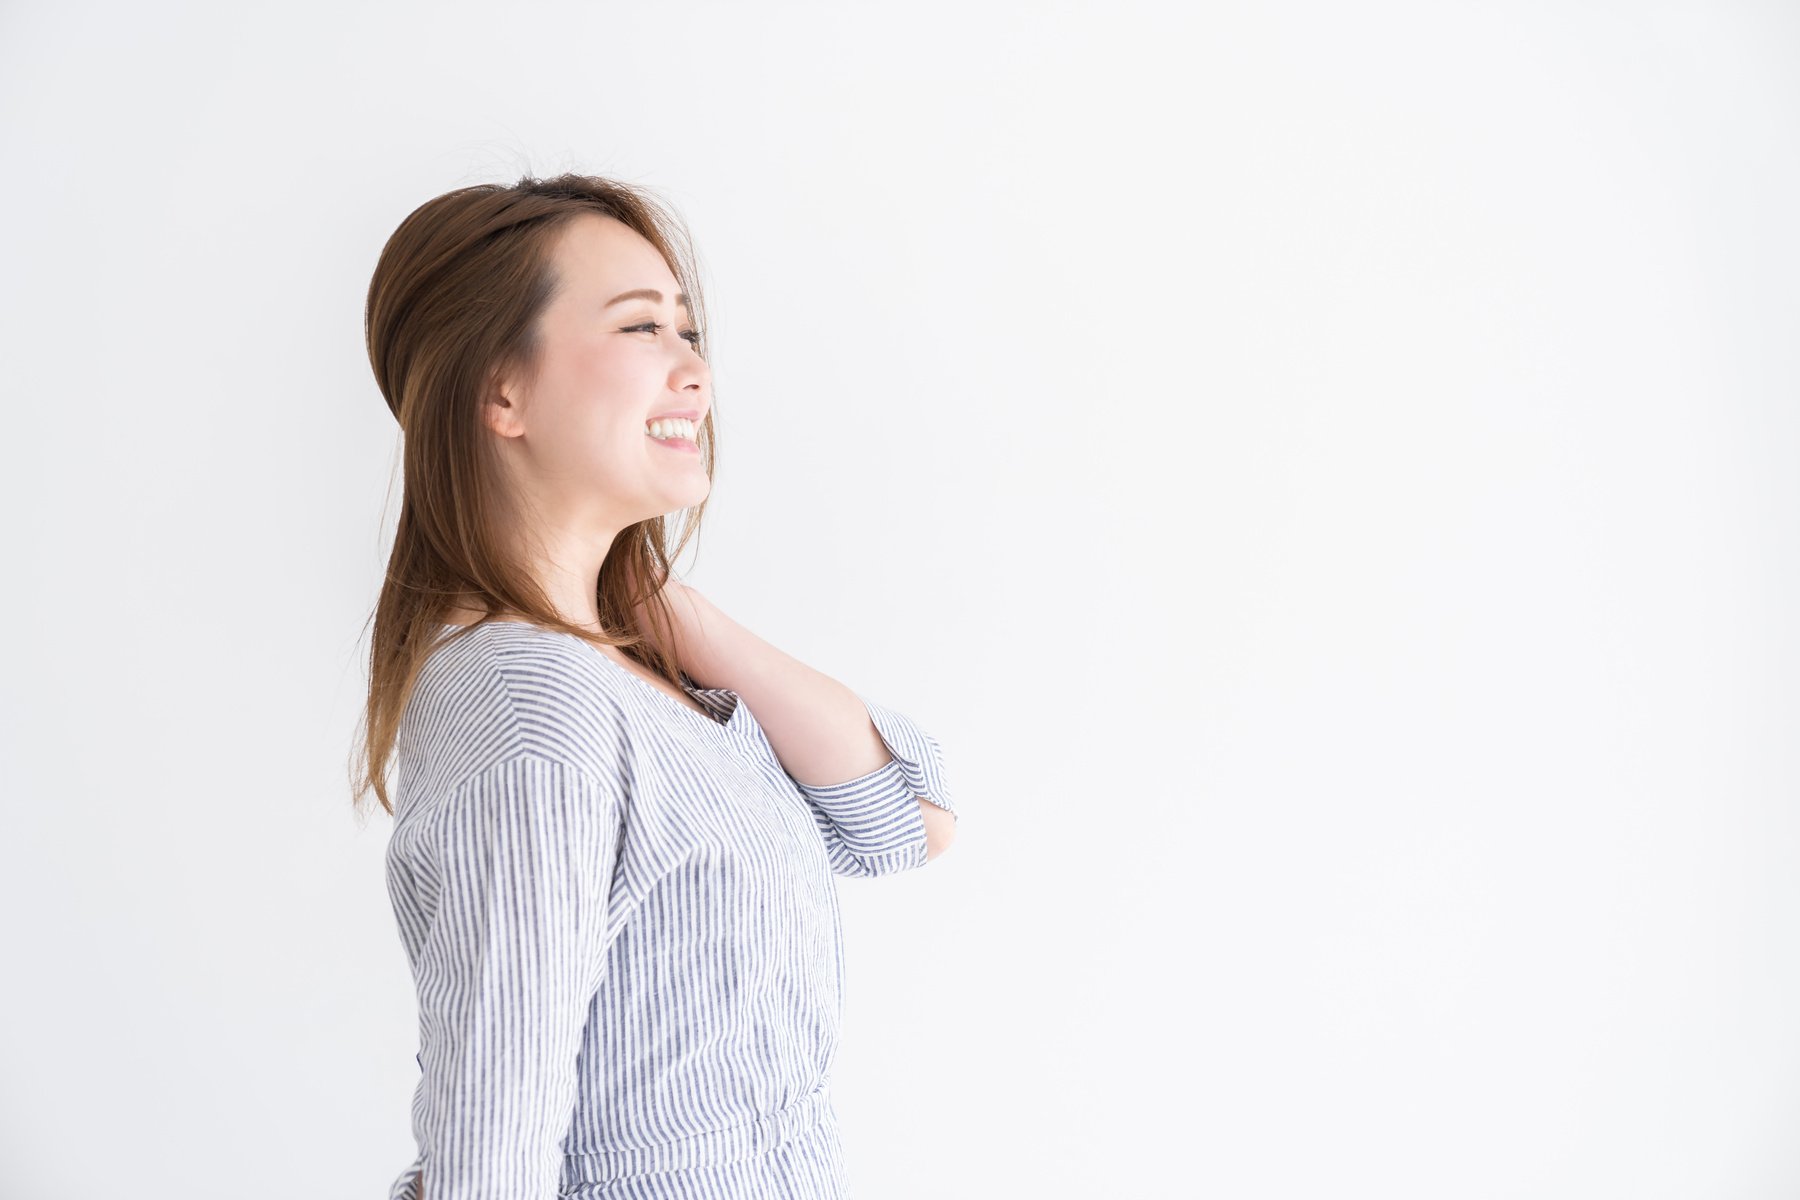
[350,173,715,818]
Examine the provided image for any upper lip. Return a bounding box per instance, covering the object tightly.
[646,409,704,424]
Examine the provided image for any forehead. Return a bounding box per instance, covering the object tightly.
[552,213,683,308]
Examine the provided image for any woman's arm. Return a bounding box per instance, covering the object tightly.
[409,757,623,1191]
[657,582,957,861]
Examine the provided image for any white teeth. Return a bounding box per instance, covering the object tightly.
[646,417,697,442]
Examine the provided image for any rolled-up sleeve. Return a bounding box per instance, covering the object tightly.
[789,696,956,878]
[399,755,622,1199]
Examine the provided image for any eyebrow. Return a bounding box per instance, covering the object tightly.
[604,288,689,312]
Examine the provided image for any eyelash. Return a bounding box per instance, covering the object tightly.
[625,321,702,349]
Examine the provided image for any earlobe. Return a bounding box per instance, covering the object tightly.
[481,397,515,438]
[482,373,526,438]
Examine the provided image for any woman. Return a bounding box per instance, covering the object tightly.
[353,174,959,1199]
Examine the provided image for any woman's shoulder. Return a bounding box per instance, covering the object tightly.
[402,621,637,797]
[424,619,626,688]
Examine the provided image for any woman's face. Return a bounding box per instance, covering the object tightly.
[489,212,711,534]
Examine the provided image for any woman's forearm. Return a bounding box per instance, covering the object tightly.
[670,586,894,788]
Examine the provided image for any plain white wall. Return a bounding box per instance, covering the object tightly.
[1,1,1796,1196]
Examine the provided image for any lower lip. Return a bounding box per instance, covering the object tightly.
[648,435,699,453]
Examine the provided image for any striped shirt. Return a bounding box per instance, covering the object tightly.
[384,620,956,1199]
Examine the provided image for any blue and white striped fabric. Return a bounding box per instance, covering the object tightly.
[384,620,956,1199]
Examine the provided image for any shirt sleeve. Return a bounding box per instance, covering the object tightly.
[788,695,956,878]
[400,754,623,1200]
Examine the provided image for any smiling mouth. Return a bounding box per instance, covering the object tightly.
[645,417,698,444]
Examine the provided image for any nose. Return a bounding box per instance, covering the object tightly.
[673,363,709,419]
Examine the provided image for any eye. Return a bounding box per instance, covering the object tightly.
[623,321,702,350]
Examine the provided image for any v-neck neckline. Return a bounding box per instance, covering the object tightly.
[586,643,743,730]
[437,621,746,732]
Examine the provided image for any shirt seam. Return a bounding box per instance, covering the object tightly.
[414,632,631,845]
[417,751,622,859]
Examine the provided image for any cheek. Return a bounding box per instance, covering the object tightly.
[576,347,653,421]
[572,332,643,383]
[551,349,640,437]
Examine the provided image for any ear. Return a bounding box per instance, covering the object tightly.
[481,366,527,439]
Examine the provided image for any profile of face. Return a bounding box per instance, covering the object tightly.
[486,212,712,536]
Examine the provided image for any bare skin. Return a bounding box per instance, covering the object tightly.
[464,211,713,634]
[438,210,715,721]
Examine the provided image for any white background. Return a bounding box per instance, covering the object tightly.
[2,1,1796,1197]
